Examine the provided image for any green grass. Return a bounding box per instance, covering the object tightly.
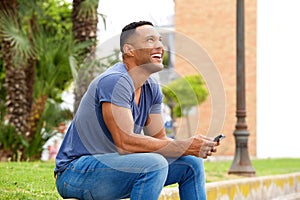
[204,158,300,182]
[0,158,299,199]
[0,162,60,200]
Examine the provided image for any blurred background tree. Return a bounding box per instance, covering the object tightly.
[0,0,74,160]
[72,0,100,113]
[162,75,208,137]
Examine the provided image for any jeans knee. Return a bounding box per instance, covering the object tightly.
[182,156,205,177]
[142,153,169,173]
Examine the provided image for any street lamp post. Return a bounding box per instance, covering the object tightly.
[228,0,256,176]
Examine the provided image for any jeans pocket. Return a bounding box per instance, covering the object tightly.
[62,181,94,200]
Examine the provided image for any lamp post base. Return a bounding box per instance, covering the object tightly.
[228,129,256,177]
[228,164,256,177]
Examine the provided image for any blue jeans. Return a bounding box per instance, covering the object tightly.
[56,153,206,200]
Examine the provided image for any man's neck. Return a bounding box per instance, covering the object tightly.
[128,66,149,90]
[124,61,151,90]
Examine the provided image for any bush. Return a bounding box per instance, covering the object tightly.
[0,122,28,161]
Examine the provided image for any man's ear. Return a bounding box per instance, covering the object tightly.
[123,44,134,56]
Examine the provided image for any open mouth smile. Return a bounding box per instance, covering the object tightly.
[151,53,163,62]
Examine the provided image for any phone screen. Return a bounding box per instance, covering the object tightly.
[214,134,225,142]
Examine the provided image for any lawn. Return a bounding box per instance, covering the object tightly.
[0,158,299,199]
[204,158,300,182]
[0,162,60,200]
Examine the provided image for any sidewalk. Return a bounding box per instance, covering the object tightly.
[272,193,300,200]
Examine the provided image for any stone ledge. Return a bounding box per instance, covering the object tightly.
[159,172,300,200]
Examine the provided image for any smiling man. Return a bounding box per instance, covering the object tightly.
[54,21,220,200]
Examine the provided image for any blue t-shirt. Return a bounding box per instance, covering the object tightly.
[55,63,163,173]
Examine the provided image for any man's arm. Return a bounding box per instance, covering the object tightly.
[102,102,216,158]
[143,113,173,141]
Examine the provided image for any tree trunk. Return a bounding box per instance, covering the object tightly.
[25,15,38,115]
[4,63,29,134]
[72,0,99,113]
[1,0,31,135]
[185,111,192,138]
[27,95,47,142]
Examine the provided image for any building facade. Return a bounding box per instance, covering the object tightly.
[173,0,257,157]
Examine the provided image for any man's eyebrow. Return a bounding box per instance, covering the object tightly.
[145,34,162,39]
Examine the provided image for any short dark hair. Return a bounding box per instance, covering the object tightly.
[120,21,154,53]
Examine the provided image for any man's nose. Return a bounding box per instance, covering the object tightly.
[155,40,164,50]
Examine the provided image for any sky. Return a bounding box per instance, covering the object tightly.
[256,0,300,158]
[97,0,174,42]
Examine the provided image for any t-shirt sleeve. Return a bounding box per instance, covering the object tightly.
[97,74,133,109]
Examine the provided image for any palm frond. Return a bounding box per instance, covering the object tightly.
[98,13,107,30]
[0,10,35,60]
[77,0,98,19]
[69,55,78,81]
[17,0,40,17]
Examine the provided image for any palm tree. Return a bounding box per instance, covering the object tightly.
[24,0,73,142]
[72,0,99,113]
[0,0,35,135]
[1,0,74,160]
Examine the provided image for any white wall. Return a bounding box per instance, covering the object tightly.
[257,0,300,158]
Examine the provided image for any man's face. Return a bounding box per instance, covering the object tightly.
[128,25,165,72]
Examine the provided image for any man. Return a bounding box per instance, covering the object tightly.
[55,21,220,200]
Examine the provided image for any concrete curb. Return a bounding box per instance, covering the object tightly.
[159,172,300,200]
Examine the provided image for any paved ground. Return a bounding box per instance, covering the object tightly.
[272,193,300,200]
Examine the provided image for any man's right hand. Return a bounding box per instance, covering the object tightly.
[185,135,217,158]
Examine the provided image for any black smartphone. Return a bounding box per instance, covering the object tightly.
[213,134,226,142]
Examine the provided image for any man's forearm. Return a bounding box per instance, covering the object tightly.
[118,133,193,158]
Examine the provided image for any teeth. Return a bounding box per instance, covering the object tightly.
[152,54,162,58]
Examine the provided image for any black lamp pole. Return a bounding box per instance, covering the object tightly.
[228,0,256,176]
